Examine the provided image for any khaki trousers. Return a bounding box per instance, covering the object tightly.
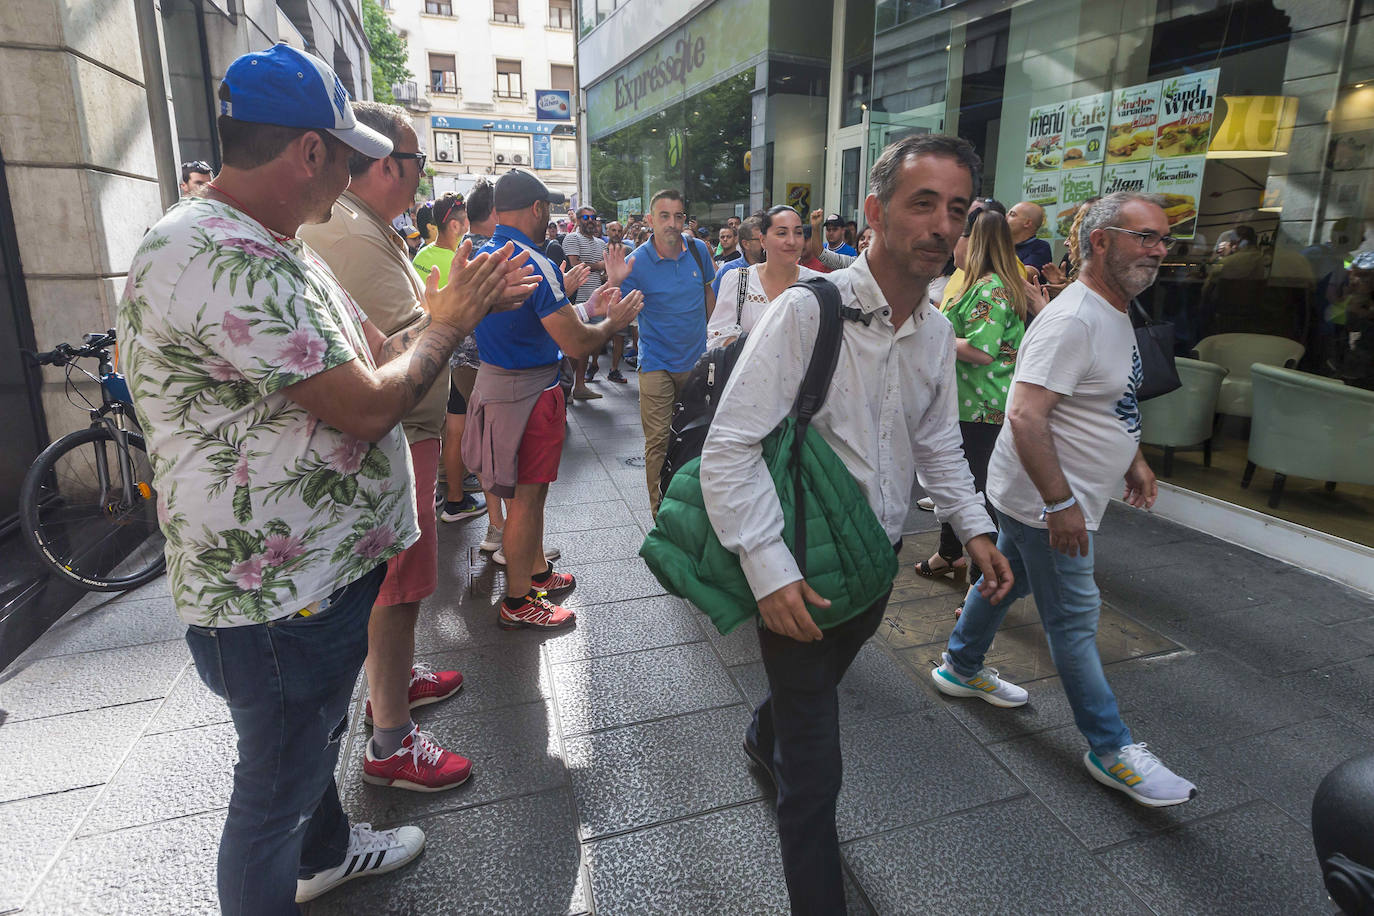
[639,369,690,515]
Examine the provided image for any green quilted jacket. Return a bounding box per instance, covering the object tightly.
[640,418,898,636]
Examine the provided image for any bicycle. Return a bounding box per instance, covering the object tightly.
[19,329,166,591]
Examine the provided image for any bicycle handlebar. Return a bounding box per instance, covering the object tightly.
[29,328,116,367]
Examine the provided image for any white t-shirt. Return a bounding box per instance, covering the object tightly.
[985,281,1143,531]
[707,263,822,349]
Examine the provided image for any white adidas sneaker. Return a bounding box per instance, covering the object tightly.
[1085,743,1198,807]
[295,821,425,903]
[931,651,1029,708]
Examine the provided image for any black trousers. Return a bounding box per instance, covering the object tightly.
[937,420,1003,562]
[746,589,892,915]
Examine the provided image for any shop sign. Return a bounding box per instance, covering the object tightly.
[1108,83,1160,163]
[1063,93,1109,169]
[1101,161,1151,195]
[585,0,767,139]
[1156,70,1219,159]
[429,116,558,135]
[617,197,642,222]
[536,90,572,121]
[1025,102,1066,171]
[533,134,552,170]
[1055,168,1103,238]
[786,182,812,215]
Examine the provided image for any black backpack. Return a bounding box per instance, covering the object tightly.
[657,275,864,499]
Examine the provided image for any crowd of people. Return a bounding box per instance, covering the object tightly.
[136,45,1207,916]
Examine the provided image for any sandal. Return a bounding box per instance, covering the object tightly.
[915,554,968,580]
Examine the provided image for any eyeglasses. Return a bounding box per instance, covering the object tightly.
[1106,226,1177,249]
[390,151,427,172]
[579,213,598,221]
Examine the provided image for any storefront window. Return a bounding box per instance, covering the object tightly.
[870,0,1374,546]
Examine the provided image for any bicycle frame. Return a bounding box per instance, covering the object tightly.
[70,347,140,511]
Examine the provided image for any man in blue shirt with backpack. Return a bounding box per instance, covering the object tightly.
[608,188,716,516]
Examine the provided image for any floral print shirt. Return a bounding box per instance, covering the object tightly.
[118,197,419,627]
[942,273,1026,425]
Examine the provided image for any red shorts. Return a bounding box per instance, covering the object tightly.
[378,438,439,606]
[516,386,566,485]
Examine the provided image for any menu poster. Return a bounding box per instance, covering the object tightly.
[1022,171,1061,239]
[1055,168,1103,238]
[1101,161,1151,196]
[1064,92,1110,169]
[1025,102,1067,172]
[1107,82,1160,163]
[1148,156,1205,238]
[1156,69,1219,159]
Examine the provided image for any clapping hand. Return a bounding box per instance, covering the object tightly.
[424,241,539,332]
[603,242,635,288]
[562,263,591,298]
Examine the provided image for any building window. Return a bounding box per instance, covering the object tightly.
[493,134,531,167]
[496,59,523,99]
[548,0,572,29]
[433,130,460,164]
[550,64,574,93]
[551,137,577,169]
[423,0,452,14]
[493,0,519,23]
[429,53,456,94]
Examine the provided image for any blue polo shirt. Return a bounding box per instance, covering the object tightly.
[473,224,569,370]
[827,242,859,257]
[620,237,712,373]
[1015,236,1053,272]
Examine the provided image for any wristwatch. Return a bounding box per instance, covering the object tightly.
[1040,495,1077,520]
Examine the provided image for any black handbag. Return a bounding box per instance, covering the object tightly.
[1129,298,1181,401]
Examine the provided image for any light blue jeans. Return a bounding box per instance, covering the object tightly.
[946,510,1132,756]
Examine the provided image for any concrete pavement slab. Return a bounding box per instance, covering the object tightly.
[407,643,550,720]
[1283,655,1374,734]
[0,787,99,913]
[541,594,702,665]
[20,596,184,659]
[844,794,1151,915]
[729,642,937,725]
[144,664,228,735]
[566,704,762,839]
[0,701,157,803]
[0,638,187,722]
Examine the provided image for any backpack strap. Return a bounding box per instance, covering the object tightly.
[684,238,712,311]
[735,265,750,325]
[788,276,845,578]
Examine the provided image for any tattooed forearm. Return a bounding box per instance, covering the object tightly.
[379,312,433,365]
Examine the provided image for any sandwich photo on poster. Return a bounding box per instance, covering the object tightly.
[1148,156,1205,238]
[1056,167,1104,238]
[1107,82,1159,163]
[1063,92,1110,169]
[1022,171,1061,239]
[1156,68,1218,159]
[1025,102,1067,172]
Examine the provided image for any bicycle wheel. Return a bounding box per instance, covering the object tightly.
[19,427,166,592]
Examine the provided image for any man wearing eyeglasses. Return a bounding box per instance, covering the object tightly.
[936,192,1199,809]
[301,101,474,795]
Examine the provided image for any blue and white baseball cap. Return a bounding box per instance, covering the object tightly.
[220,43,392,159]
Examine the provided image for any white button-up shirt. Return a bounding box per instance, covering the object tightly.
[700,252,995,601]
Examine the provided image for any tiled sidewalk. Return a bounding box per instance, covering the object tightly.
[1,371,1369,914]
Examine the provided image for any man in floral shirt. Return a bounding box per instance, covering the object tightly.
[118,46,536,915]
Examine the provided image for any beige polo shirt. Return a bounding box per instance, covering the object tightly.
[300,191,446,443]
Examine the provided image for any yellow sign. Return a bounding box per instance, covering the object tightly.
[786,182,811,215]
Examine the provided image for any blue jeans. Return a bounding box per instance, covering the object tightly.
[747,590,891,915]
[185,565,385,916]
[946,512,1131,756]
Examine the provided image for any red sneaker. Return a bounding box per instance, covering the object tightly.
[498,592,576,630]
[364,662,463,724]
[362,728,472,792]
[531,568,576,597]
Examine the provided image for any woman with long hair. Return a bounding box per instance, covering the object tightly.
[917,210,1033,610]
[707,205,822,349]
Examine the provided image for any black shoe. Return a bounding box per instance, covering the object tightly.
[742,738,776,787]
[586,363,599,382]
[607,370,627,384]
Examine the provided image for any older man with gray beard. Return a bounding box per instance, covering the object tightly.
[935,192,1199,809]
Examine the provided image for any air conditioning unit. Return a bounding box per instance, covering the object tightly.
[436,149,451,161]
[512,154,524,165]
[495,153,507,164]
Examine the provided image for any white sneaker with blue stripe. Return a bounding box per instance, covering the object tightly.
[931,652,1028,708]
[1085,743,1198,807]
[295,821,425,903]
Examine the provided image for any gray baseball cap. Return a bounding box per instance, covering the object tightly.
[493,169,567,211]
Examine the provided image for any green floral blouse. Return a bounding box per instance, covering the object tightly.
[942,273,1026,425]
[118,197,419,627]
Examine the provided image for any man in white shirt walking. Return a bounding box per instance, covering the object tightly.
[699,134,1014,914]
[935,192,1198,808]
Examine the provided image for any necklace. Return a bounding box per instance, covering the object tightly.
[206,183,294,242]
